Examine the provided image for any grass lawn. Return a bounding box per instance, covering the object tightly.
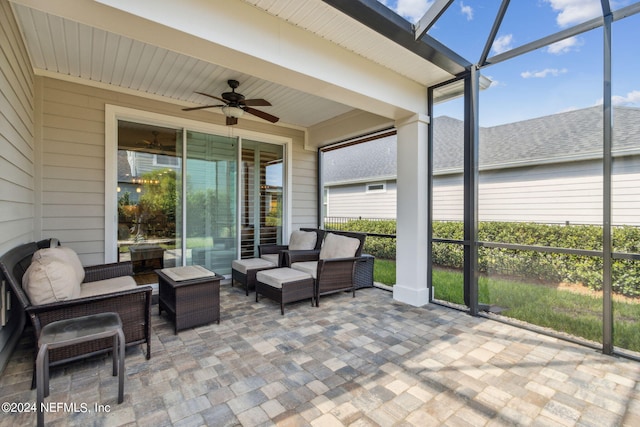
[373,259,640,352]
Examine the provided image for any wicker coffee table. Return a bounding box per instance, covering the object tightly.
[156,266,223,334]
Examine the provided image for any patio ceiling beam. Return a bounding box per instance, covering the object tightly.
[414,0,454,41]
[322,0,470,76]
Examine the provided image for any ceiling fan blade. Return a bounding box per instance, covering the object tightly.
[195,91,228,103]
[243,98,272,107]
[226,116,238,126]
[245,107,279,123]
[182,104,224,111]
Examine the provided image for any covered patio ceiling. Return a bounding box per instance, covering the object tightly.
[9,0,462,148]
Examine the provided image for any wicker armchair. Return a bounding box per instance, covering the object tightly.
[259,228,324,266]
[0,239,152,388]
[287,230,367,306]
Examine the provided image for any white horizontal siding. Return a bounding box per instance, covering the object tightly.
[0,0,34,254]
[327,181,396,219]
[291,142,318,228]
[0,0,34,373]
[331,158,640,226]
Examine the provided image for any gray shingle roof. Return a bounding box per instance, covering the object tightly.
[323,106,640,184]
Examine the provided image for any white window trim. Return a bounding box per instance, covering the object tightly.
[105,105,292,263]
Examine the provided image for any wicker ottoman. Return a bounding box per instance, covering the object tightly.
[255,268,315,315]
[232,258,277,295]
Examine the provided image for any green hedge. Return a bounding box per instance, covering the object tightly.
[324,219,397,259]
[325,219,640,297]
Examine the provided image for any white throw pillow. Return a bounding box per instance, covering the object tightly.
[33,246,85,284]
[22,257,81,305]
[288,230,317,251]
[319,233,361,260]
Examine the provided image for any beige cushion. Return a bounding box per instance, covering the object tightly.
[261,254,279,265]
[288,230,317,250]
[32,246,85,284]
[22,257,81,305]
[319,233,361,260]
[79,276,137,298]
[256,267,313,289]
[232,258,276,274]
[291,261,318,279]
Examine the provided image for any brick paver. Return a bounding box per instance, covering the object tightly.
[1,284,639,426]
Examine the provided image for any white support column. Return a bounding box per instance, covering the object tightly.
[393,113,430,307]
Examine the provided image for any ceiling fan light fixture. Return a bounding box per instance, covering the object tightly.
[221,105,244,119]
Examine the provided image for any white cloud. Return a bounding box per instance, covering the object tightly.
[545,0,602,27]
[612,90,640,106]
[547,36,582,54]
[520,68,568,79]
[391,0,434,23]
[491,34,513,55]
[460,2,473,21]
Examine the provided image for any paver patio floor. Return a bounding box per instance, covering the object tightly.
[1,284,640,426]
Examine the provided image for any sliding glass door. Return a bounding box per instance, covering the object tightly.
[186,131,237,275]
[115,118,284,278]
[117,121,183,281]
[241,140,284,258]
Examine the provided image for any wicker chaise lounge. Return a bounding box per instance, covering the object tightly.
[0,239,152,388]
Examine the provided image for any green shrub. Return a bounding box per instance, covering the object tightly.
[326,218,640,297]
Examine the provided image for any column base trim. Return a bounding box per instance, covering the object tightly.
[393,284,429,307]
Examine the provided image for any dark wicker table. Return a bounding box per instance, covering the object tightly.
[156,268,222,334]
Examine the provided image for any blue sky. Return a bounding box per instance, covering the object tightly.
[377,0,640,126]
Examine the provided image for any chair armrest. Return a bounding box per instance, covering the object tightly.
[281,249,320,267]
[258,244,289,256]
[25,286,153,338]
[316,256,366,290]
[83,261,133,283]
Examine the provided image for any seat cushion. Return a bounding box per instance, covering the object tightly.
[232,258,276,274]
[319,233,361,260]
[79,276,137,298]
[260,253,279,265]
[256,267,313,289]
[288,230,318,250]
[22,257,81,305]
[291,261,318,279]
[32,246,85,284]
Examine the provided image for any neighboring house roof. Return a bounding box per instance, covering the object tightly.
[323,106,640,184]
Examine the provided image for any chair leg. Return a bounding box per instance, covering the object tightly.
[117,328,125,404]
[112,335,118,376]
[36,344,48,427]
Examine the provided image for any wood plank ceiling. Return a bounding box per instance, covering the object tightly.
[11,0,454,129]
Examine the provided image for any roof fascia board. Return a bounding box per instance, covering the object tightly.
[322,0,470,76]
[414,0,454,41]
[11,0,425,119]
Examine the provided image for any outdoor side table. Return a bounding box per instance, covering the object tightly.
[156,266,222,334]
[36,312,125,427]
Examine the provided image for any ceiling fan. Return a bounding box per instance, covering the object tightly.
[182,79,279,125]
[138,131,174,152]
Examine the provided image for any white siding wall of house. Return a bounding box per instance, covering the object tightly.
[291,141,319,229]
[326,181,397,219]
[432,158,640,226]
[0,0,34,375]
[0,0,35,254]
[328,157,640,226]
[39,78,312,265]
